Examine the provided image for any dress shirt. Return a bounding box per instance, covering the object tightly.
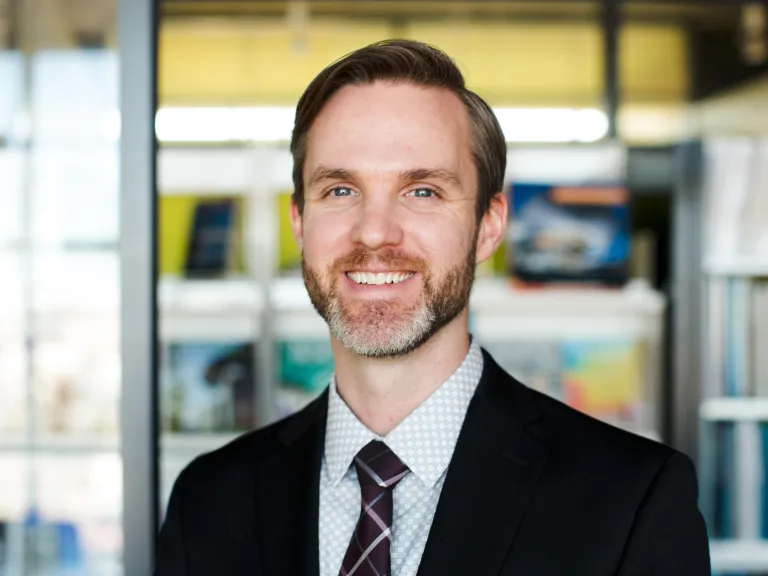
[319,339,484,576]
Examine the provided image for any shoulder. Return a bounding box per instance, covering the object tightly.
[528,384,675,469]
[519,379,699,518]
[478,348,685,485]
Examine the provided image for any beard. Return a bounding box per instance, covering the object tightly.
[302,235,477,359]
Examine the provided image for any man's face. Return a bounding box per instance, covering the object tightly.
[291,81,504,358]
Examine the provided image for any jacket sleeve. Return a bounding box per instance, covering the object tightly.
[616,451,711,575]
[154,466,190,576]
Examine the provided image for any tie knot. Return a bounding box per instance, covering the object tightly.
[353,440,409,490]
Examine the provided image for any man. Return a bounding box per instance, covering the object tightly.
[155,39,710,576]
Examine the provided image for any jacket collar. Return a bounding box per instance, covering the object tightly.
[254,347,550,576]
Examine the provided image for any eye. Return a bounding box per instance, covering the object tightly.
[329,186,355,197]
[406,187,437,198]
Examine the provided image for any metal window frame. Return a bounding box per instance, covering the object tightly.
[119,0,159,574]
[671,140,705,463]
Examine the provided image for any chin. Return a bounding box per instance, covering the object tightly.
[329,305,438,359]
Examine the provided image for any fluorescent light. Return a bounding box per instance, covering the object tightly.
[154,106,608,144]
[155,106,295,143]
[494,107,608,143]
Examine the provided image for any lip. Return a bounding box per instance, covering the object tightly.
[341,271,419,295]
[345,269,416,275]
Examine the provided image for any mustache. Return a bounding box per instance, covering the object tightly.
[330,248,428,274]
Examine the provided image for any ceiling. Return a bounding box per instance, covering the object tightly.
[0,0,750,49]
[160,0,744,28]
[0,0,116,48]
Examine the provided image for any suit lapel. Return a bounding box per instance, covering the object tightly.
[416,350,550,576]
[253,391,327,576]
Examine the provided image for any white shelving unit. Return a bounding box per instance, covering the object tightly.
[705,256,768,277]
[698,137,768,572]
[157,274,665,342]
[152,141,668,447]
[159,276,264,341]
[710,540,768,573]
[701,398,768,422]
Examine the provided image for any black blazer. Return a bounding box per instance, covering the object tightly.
[155,349,711,575]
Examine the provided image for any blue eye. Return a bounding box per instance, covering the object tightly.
[330,186,354,197]
[408,187,435,198]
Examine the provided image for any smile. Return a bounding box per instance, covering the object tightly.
[345,271,415,285]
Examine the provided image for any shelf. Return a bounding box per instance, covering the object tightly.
[158,276,666,340]
[159,276,664,316]
[469,278,664,316]
[700,397,768,422]
[159,276,263,340]
[156,145,626,197]
[159,276,264,312]
[157,146,294,194]
[710,540,768,572]
[0,432,242,457]
[705,256,768,277]
[0,434,118,454]
[160,432,240,456]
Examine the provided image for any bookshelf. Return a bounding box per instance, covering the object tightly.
[152,141,668,457]
[698,137,768,572]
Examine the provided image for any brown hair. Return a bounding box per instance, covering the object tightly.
[290,39,507,223]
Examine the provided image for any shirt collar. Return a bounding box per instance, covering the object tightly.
[324,339,484,488]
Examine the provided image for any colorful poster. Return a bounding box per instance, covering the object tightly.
[560,339,642,425]
[509,183,631,286]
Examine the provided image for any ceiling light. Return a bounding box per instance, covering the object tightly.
[154,106,609,144]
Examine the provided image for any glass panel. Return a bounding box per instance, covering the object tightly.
[0,0,122,573]
[0,454,122,575]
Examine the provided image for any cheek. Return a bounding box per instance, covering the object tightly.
[409,215,473,267]
[301,211,353,263]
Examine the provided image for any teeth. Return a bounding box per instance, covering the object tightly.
[347,272,414,285]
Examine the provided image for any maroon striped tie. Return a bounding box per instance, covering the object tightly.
[339,440,410,576]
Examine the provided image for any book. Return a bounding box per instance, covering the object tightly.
[183,198,238,278]
[714,421,737,539]
[161,341,256,432]
[275,339,334,418]
[761,423,768,538]
[508,183,631,286]
[754,280,768,396]
[0,521,6,572]
[277,191,302,275]
[740,140,768,256]
[725,278,751,396]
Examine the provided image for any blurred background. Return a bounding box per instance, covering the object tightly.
[0,0,767,574]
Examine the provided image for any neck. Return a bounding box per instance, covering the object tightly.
[331,311,471,436]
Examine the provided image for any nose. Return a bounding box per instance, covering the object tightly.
[350,192,404,250]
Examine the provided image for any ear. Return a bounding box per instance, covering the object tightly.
[475,192,508,264]
[289,196,304,252]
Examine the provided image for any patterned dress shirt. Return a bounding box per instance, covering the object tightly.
[319,340,484,576]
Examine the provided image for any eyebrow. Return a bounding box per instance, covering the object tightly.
[307,166,463,189]
[306,167,356,189]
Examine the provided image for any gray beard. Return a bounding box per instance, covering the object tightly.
[301,236,477,359]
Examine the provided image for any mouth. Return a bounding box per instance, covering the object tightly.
[345,271,416,286]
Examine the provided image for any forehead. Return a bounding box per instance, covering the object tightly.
[304,81,473,180]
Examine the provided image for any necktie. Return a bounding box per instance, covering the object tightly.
[339,440,410,576]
